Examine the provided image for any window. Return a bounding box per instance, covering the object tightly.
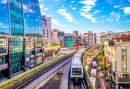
[0,56,6,64]
[0,36,7,54]
[122,47,127,72]
[72,68,82,75]
[0,70,4,79]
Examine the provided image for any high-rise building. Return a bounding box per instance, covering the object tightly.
[64,36,73,48]
[0,0,44,81]
[84,31,96,46]
[73,30,78,36]
[42,15,51,39]
[96,33,101,45]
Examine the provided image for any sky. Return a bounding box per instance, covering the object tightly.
[38,0,130,33]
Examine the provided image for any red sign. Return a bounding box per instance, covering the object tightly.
[80,44,83,46]
[104,57,107,67]
[24,38,26,43]
[73,44,78,47]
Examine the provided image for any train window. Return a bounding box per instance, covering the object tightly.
[72,68,82,75]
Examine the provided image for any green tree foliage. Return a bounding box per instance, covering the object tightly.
[60,45,64,48]
[99,50,102,55]
[97,55,103,61]
[99,61,104,67]
[100,67,108,71]
[105,78,110,82]
[101,75,106,79]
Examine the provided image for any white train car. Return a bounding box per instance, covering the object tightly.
[92,61,97,68]
[70,49,86,82]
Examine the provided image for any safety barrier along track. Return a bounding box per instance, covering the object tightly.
[83,45,100,89]
[0,49,79,89]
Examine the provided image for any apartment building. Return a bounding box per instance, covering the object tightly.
[104,36,130,88]
[84,31,96,46]
[73,30,79,36]
[96,33,102,45]
[42,15,51,39]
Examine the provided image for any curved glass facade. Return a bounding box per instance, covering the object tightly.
[9,0,24,73]
[0,0,9,35]
[22,0,42,38]
[0,0,42,74]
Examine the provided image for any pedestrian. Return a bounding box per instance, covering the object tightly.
[98,83,100,88]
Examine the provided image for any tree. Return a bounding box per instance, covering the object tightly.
[97,55,103,61]
[100,67,108,71]
[99,61,104,67]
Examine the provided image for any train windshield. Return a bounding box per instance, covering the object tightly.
[72,68,82,75]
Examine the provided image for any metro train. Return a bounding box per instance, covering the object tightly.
[70,48,86,83]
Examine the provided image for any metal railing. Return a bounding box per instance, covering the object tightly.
[83,66,95,89]
[83,45,100,89]
[0,49,79,89]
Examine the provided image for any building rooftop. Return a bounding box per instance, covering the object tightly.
[113,36,130,40]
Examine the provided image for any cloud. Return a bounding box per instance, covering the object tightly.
[70,5,76,10]
[71,1,75,3]
[57,9,74,22]
[0,23,8,28]
[40,4,49,15]
[93,10,102,14]
[54,0,65,4]
[107,11,120,21]
[72,8,76,10]
[78,0,97,23]
[38,0,43,2]
[55,0,60,2]
[129,0,130,2]
[23,5,34,13]
[44,8,48,10]
[0,0,7,4]
[120,7,130,15]
[79,0,97,5]
[106,0,113,4]
[52,19,59,25]
[100,16,106,18]
[114,5,120,8]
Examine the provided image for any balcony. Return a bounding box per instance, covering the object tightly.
[0,63,8,71]
[113,72,130,83]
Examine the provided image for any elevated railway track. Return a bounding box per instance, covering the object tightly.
[12,55,74,89]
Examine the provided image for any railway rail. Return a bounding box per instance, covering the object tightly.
[69,47,91,89]
[12,55,74,89]
[71,82,85,89]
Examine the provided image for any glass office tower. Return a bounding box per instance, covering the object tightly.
[0,0,43,79]
[9,0,24,74]
[22,0,42,38]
